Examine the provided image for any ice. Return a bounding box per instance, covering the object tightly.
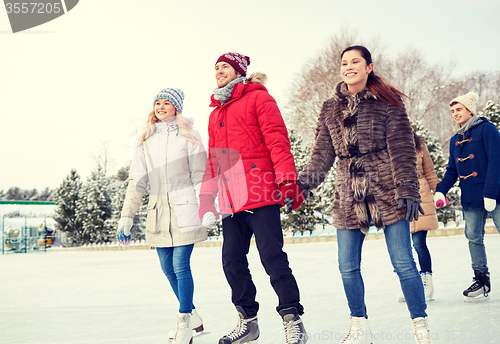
[1,234,500,343]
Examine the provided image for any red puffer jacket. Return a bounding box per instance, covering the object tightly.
[200,73,297,215]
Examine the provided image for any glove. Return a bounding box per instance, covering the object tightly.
[280,181,305,214]
[484,197,497,212]
[202,212,217,227]
[298,180,313,201]
[198,194,219,222]
[117,216,133,246]
[398,198,425,222]
[433,192,448,208]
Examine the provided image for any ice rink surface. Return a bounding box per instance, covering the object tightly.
[2,234,500,344]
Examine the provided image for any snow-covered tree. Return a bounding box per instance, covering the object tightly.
[281,129,328,233]
[53,169,83,246]
[479,100,500,130]
[76,166,113,244]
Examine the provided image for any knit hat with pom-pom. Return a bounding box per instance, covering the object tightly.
[215,52,250,76]
[450,92,478,114]
[153,88,184,113]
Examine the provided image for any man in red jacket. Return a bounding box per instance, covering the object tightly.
[198,52,308,344]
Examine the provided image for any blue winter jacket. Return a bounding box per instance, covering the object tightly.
[436,117,500,210]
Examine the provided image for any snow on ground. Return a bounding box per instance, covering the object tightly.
[1,234,500,344]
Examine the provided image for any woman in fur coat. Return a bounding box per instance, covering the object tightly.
[397,132,440,303]
[116,88,207,344]
[299,45,432,344]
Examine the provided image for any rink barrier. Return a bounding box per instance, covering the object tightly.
[42,220,499,251]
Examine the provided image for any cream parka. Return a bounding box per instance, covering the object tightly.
[121,119,208,247]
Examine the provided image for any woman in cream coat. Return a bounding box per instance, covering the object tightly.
[117,88,207,344]
[398,132,440,303]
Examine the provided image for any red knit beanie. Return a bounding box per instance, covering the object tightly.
[215,52,250,76]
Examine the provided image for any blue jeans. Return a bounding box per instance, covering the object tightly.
[337,219,427,319]
[156,244,195,313]
[463,204,500,274]
[411,230,432,273]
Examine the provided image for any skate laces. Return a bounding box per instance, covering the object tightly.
[227,314,253,340]
[412,317,430,344]
[173,314,189,342]
[467,276,482,292]
[283,316,302,343]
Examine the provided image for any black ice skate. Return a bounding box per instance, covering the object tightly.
[279,307,307,344]
[219,306,259,344]
[463,270,490,302]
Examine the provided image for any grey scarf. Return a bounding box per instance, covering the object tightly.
[453,114,482,136]
[213,76,247,105]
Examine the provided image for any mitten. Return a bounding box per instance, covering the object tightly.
[484,197,497,212]
[202,212,217,227]
[199,194,219,221]
[433,192,448,208]
[117,216,133,246]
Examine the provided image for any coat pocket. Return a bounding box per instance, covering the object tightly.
[146,201,159,233]
[237,117,262,147]
[171,198,201,230]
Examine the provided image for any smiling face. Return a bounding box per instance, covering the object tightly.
[154,98,177,121]
[450,102,473,127]
[215,62,241,88]
[340,49,374,94]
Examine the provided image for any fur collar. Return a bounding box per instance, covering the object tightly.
[247,72,267,85]
[333,81,377,102]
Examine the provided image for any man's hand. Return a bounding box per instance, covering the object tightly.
[280,181,305,214]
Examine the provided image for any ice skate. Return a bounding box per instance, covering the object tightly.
[412,317,431,344]
[171,312,193,344]
[219,305,259,344]
[463,270,490,302]
[169,308,205,340]
[397,272,434,302]
[341,316,373,344]
[279,307,307,344]
[421,272,434,301]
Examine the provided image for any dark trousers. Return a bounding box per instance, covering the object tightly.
[411,230,432,273]
[221,204,303,317]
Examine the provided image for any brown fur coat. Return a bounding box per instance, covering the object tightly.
[300,82,421,233]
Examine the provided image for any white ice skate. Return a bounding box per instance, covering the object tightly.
[341,316,373,344]
[412,317,431,344]
[169,308,206,340]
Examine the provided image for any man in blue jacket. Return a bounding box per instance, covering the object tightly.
[435,92,500,302]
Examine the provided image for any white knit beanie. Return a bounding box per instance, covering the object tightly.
[450,92,478,114]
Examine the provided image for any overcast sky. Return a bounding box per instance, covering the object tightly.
[1,0,499,192]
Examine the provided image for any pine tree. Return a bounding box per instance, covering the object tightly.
[76,166,113,244]
[53,169,83,246]
[479,100,500,130]
[281,129,328,233]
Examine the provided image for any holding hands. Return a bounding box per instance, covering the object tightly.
[433,192,449,208]
[199,194,219,227]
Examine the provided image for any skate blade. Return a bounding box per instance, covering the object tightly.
[463,293,490,303]
[193,330,210,337]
